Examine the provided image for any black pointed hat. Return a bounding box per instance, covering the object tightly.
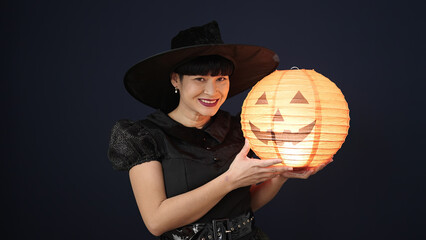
[124,21,279,112]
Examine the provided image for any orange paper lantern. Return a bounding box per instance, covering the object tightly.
[241,69,350,169]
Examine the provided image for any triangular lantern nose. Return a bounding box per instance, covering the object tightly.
[290,91,309,104]
[256,92,268,105]
[273,109,284,122]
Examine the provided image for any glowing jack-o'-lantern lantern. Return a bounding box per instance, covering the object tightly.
[241,69,350,169]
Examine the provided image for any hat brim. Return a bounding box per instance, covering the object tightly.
[124,44,279,112]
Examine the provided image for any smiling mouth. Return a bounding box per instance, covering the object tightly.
[199,98,219,107]
[249,120,316,145]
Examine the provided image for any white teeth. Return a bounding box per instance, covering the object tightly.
[200,99,217,104]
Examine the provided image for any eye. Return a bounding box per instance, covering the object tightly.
[290,91,309,104]
[217,76,228,82]
[256,92,268,105]
[194,77,205,82]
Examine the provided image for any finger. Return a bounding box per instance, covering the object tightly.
[255,158,284,167]
[302,170,315,178]
[237,139,251,158]
[257,173,278,182]
[260,165,293,173]
[311,165,325,174]
[313,163,327,174]
[282,169,313,179]
[283,173,309,179]
[306,169,315,177]
[312,167,322,175]
[312,159,333,174]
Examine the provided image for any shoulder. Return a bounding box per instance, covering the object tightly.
[108,119,162,171]
[111,119,146,137]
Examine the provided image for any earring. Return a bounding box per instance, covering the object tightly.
[174,87,178,94]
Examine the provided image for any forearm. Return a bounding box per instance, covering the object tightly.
[131,145,286,236]
[250,176,288,212]
[140,172,235,236]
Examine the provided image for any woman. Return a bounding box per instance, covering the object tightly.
[108,21,328,240]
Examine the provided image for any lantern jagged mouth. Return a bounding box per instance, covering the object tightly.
[249,120,316,146]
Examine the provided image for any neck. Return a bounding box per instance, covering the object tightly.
[168,107,211,129]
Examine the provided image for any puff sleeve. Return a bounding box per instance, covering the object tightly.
[107,119,162,171]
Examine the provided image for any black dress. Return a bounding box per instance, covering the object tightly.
[108,110,269,239]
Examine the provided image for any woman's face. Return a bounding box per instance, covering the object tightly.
[172,73,230,117]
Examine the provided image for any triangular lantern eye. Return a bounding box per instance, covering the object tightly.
[290,91,309,104]
[256,92,268,105]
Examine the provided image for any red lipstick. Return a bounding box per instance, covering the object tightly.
[198,98,219,107]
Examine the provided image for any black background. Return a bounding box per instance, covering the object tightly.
[2,0,426,239]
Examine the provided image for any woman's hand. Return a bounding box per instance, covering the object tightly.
[280,158,333,179]
[224,139,292,190]
[250,158,333,212]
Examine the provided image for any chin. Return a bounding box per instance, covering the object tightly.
[198,108,220,117]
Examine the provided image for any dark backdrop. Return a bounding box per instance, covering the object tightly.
[2,0,425,239]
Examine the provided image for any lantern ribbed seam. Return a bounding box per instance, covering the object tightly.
[272,70,289,160]
[303,69,322,167]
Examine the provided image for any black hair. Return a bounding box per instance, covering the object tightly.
[173,55,234,80]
